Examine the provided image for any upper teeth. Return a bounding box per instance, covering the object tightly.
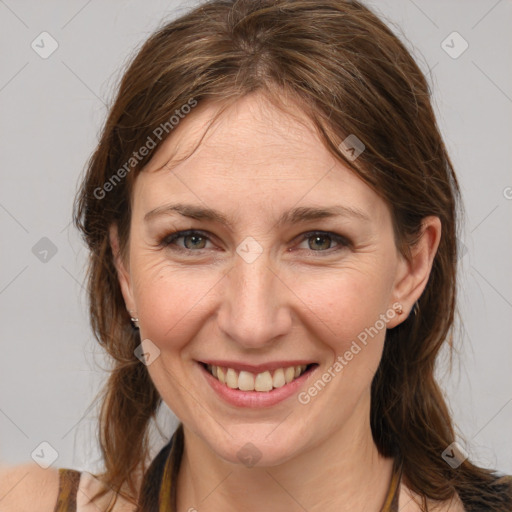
[207,364,308,392]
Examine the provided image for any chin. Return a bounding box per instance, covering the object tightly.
[198,421,313,468]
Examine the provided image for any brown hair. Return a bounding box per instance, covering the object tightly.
[73,0,510,510]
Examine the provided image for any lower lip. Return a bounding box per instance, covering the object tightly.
[198,362,318,408]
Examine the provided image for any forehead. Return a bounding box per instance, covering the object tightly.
[134,92,389,226]
[144,93,327,174]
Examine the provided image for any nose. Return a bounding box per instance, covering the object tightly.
[216,252,293,349]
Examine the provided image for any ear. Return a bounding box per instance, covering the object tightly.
[387,216,442,328]
[109,224,136,313]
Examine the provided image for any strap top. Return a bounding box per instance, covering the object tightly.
[53,429,402,512]
[53,468,81,512]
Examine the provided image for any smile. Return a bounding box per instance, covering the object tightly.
[197,360,319,407]
[203,363,313,392]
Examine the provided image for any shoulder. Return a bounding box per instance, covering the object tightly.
[76,471,138,512]
[0,462,60,512]
[0,464,138,512]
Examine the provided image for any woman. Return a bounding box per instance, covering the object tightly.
[1,0,510,510]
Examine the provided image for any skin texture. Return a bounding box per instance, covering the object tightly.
[111,91,444,511]
[0,464,59,511]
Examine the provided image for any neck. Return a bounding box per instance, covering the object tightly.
[175,396,395,512]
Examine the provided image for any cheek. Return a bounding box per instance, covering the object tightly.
[132,257,221,351]
[293,272,393,416]
[303,267,392,337]
[297,269,395,395]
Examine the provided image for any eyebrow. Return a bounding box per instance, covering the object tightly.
[144,202,371,229]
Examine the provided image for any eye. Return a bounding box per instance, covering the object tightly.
[295,231,350,254]
[160,229,350,255]
[161,230,213,251]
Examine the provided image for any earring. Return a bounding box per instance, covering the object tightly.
[128,310,139,329]
[394,303,403,315]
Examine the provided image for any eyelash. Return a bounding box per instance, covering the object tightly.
[160,229,350,256]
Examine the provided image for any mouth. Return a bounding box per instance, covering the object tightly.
[198,362,318,392]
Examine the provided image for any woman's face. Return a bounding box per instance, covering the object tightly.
[114,92,415,466]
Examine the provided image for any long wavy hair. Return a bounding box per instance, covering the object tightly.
[73,0,510,510]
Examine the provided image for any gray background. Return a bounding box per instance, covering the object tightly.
[0,0,511,475]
